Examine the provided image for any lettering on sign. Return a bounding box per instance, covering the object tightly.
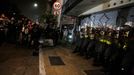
[53,2,61,10]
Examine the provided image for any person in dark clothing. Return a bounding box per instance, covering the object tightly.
[53,29,59,46]
[15,20,23,47]
[121,28,134,75]
[0,21,5,46]
[31,23,41,54]
[7,17,16,43]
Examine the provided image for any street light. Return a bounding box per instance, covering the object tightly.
[34,3,38,7]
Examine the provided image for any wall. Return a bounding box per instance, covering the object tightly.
[79,0,134,16]
[80,6,134,28]
[127,7,134,22]
[127,7,134,27]
[61,16,76,25]
[80,10,118,28]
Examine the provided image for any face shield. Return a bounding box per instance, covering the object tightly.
[124,21,133,30]
[125,21,133,27]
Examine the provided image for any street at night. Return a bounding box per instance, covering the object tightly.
[0,44,39,75]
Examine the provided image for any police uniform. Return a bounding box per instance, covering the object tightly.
[120,26,134,75]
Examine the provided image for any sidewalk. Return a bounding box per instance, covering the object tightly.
[0,44,39,75]
[41,46,102,75]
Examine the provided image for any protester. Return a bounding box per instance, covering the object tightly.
[31,22,41,50]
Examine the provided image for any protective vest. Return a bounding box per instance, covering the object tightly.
[100,39,112,45]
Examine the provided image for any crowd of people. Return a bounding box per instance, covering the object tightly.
[73,24,134,75]
[0,14,42,49]
[44,23,61,46]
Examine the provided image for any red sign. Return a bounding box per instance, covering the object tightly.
[53,10,61,16]
[53,2,61,10]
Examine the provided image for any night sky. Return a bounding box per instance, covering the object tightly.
[1,0,48,21]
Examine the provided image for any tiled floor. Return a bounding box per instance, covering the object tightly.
[0,44,39,75]
[42,46,102,75]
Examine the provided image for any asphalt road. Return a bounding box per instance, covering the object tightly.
[0,43,39,75]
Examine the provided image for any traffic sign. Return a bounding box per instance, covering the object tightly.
[53,10,60,16]
[53,2,61,10]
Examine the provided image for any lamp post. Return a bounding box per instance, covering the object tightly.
[33,2,39,21]
[34,3,38,8]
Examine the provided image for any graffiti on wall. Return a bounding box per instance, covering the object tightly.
[127,7,134,27]
[80,10,118,28]
[80,6,134,28]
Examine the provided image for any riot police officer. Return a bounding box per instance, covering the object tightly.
[73,28,85,53]
[120,22,134,75]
